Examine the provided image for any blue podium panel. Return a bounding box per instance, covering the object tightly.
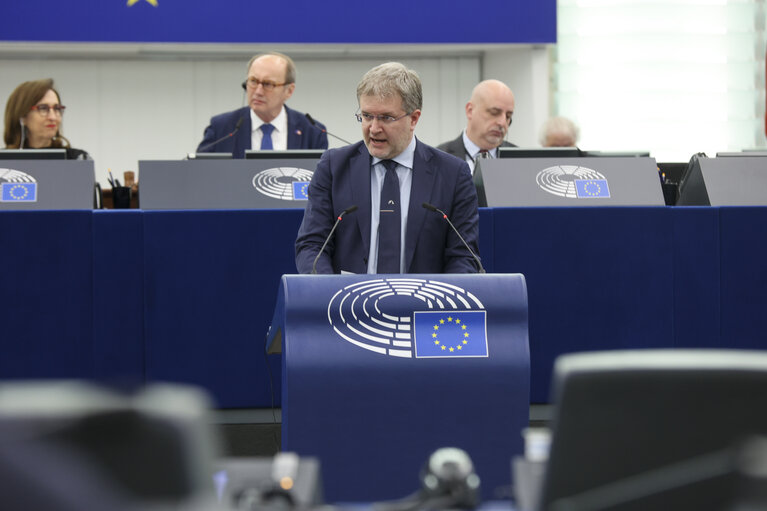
[0,211,94,378]
[142,209,304,407]
[93,211,145,381]
[271,274,529,502]
[490,207,674,402]
[671,207,721,347]
[719,207,767,349]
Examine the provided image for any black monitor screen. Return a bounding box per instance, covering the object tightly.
[582,150,651,158]
[0,149,67,160]
[186,152,232,160]
[498,147,581,158]
[245,150,325,160]
[498,147,582,158]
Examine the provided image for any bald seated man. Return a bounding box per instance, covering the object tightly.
[437,79,516,174]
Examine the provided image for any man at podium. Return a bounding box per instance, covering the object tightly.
[295,62,481,275]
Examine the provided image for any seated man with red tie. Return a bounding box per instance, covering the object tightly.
[197,52,327,158]
[436,79,516,175]
[295,62,481,275]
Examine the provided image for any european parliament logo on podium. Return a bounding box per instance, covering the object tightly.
[326,278,488,359]
[1,168,38,203]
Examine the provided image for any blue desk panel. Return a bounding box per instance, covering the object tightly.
[3,207,766,408]
[719,207,767,350]
[142,209,304,407]
[0,211,95,378]
[490,207,675,402]
[671,207,721,348]
[93,211,146,381]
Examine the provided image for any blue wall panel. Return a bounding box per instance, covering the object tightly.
[1,0,556,44]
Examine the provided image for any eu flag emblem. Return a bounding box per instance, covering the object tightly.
[413,311,488,358]
[1,182,37,202]
[575,179,610,198]
[293,181,309,200]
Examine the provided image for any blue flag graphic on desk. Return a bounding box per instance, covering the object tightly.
[293,181,309,200]
[1,182,37,202]
[575,179,610,198]
[413,311,488,358]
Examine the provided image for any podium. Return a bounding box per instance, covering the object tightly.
[267,274,529,502]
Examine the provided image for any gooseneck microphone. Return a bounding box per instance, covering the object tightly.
[312,205,358,274]
[19,119,26,149]
[196,116,244,153]
[305,113,353,145]
[422,202,485,273]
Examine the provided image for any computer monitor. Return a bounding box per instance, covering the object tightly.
[185,152,232,160]
[716,151,767,157]
[581,150,651,158]
[539,349,767,511]
[0,149,66,160]
[245,149,324,160]
[498,147,582,158]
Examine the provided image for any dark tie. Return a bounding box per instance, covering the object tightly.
[377,160,401,274]
[260,123,274,150]
[477,150,490,160]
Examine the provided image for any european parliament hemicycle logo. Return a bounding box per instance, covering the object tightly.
[252,167,312,201]
[1,168,38,202]
[536,165,610,199]
[327,278,488,359]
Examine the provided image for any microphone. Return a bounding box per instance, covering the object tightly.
[422,202,485,273]
[196,116,244,153]
[19,119,25,149]
[305,113,352,145]
[312,205,358,274]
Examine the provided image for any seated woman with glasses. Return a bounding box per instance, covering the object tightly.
[3,78,90,160]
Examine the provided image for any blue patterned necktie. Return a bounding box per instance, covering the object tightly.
[377,160,401,274]
[260,123,274,150]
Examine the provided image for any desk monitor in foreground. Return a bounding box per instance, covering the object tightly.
[0,159,95,210]
[539,349,767,511]
[474,156,664,207]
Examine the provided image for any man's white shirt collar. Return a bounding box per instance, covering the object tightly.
[462,130,497,159]
[251,106,287,135]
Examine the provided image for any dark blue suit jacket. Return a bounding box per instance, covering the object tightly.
[196,106,328,158]
[295,139,481,274]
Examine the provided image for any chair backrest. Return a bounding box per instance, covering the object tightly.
[539,349,767,511]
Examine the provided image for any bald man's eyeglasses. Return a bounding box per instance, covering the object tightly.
[244,78,288,91]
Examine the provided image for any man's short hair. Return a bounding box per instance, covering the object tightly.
[356,62,422,114]
[540,116,579,146]
[246,52,297,84]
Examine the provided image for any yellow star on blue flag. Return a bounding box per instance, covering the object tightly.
[127,0,158,6]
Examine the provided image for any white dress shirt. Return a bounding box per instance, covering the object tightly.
[367,136,416,274]
[251,106,288,150]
